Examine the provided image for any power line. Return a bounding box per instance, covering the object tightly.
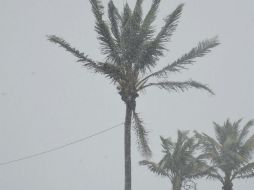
[0,122,124,167]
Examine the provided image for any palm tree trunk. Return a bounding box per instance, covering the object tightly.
[124,102,133,190]
[222,175,233,190]
[172,176,182,190]
[222,182,233,190]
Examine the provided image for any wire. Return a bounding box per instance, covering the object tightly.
[0,122,124,167]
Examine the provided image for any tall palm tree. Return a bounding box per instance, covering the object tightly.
[196,119,254,190]
[47,1,219,189]
[140,131,209,190]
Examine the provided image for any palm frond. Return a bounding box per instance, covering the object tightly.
[95,62,126,84]
[195,131,221,164]
[185,161,211,179]
[139,160,168,177]
[160,136,174,153]
[233,119,242,131]
[139,80,214,94]
[158,153,172,172]
[47,35,98,68]
[89,0,120,63]
[181,136,199,155]
[239,134,254,160]
[145,37,219,79]
[132,0,143,27]
[238,120,254,146]
[172,130,189,164]
[132,112,152,158]
[140,0,161,40]
[136,4,184,72]
[206,169,224,183]
[47,35,126,84]
[224,150,247,169]
[153,3,184,50]
[213,122,226,145]
[89,0,104,19]
[202,134,221,159]
[120,1,144,65]
[232,162,254,179]
[122,3,132,27]
[108,1,122,43]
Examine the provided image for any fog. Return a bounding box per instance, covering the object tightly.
[0,0,254,189]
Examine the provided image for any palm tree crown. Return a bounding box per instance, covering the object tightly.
[48,0,218,156]
[196,119,254,190]
[140,131,209,190]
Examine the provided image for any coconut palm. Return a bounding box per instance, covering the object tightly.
[195,119,254,190]
[140,131,209,190]
[47,0,219,189]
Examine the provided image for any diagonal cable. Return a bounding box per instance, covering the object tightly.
[0,122,123,166]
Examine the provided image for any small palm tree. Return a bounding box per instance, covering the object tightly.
[47,1,219,189]
[140,131,209,190]
[196,119,254,190]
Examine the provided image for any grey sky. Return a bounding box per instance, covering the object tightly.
[0,0,254,189]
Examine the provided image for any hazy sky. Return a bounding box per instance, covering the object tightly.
[0,0,254,189]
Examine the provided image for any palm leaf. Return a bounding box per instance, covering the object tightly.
[120,1,144,65]
[139,160,168,177]
[160,136,174,153]
[108,1,122,43]
[136,4,184,72]
[195,132,221,164]
[238,120,254,146]
[121,3,132,27]
[47,35,98,69]
[239,134,254,160]
[156,3,183,42]
[140,0,161,40]
[213,121,226,145]
[47,35,126,84]
[89,0,120,63]
[132,0,143,27]
[206,169,224,183]
[139,80,214,94]
[232,162,254,179]
[95,62,126,84]
[132,112,152,158]
[89,0,104,19]
[158,153,172,172]
[185,160,211,179]
[144,37,219,80]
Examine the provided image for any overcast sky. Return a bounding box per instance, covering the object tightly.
[1,0,254,189]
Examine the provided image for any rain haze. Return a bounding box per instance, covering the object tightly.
[0,0,254,189]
